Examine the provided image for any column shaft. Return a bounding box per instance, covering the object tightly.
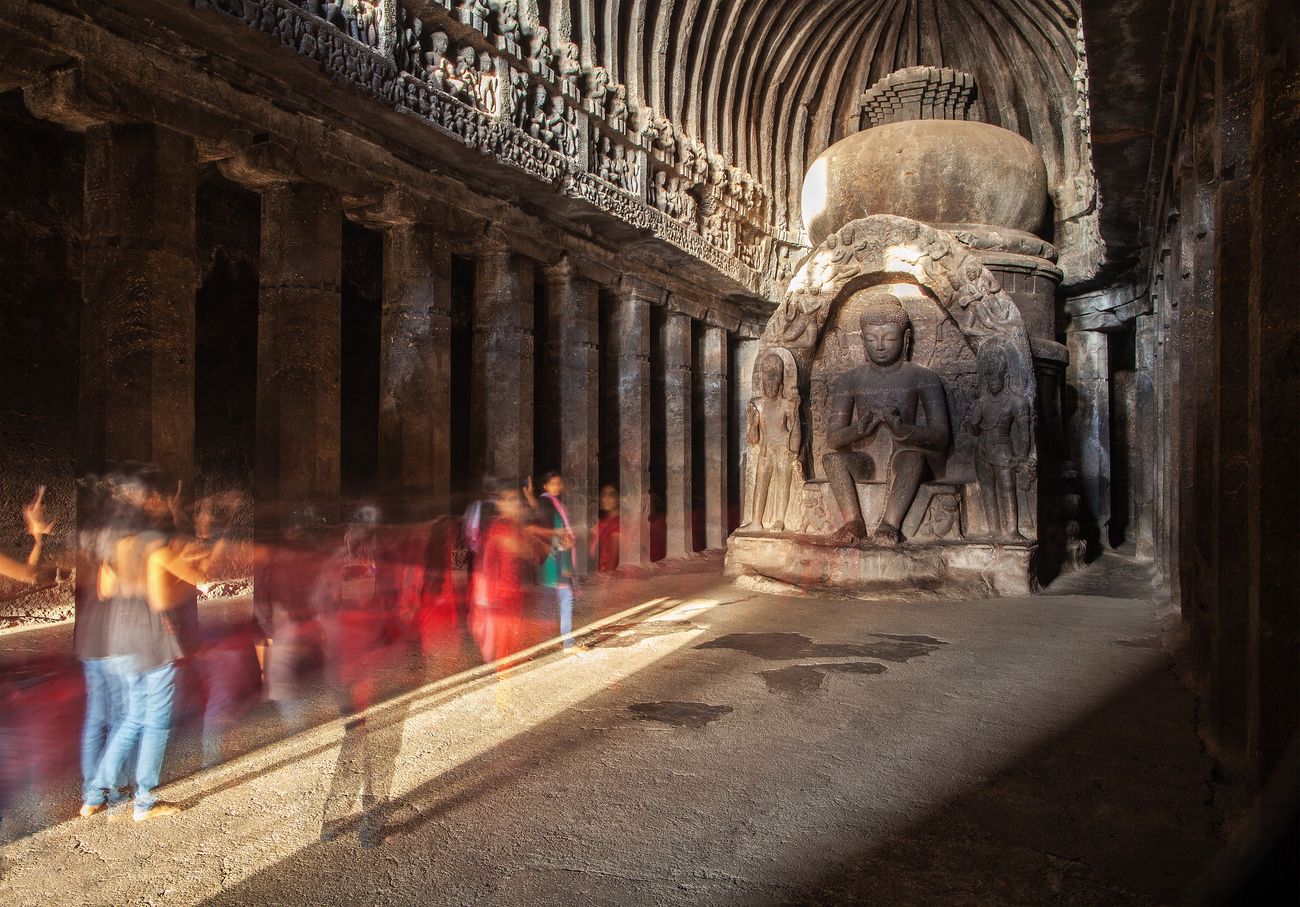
[380,223,451,513]
[257,182,342,516]
[700,324,729,549]
[80,124,197,484]
[661,313,693,559]
[1066,328,1111,550]
[613,290,652,567]
[473,251,534,483]
[547,264,599,574]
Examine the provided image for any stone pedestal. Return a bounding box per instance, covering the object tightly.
[256,181,342,520]
[473,248,534,483]
[379,223,451,514]
[661,311,693,559]
[613,281,653,567]
[700,323,729,550]
[545,260,599,574]
[80,124,197,485]
[726,534,1036,598]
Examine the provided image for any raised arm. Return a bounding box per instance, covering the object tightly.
[0,487,55,584]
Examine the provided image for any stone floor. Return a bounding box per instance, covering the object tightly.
[0,553,1223,905]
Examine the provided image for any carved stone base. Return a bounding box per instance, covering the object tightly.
[725,533,1036,598]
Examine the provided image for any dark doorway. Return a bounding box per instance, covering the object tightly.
[449,256,475,511]
[533,277,560,479]
[1109,324,1137,549]
[690,319,707,552]
[195,172,259,513]
[598,290,619,491]
[340,221,382,504]
[649,306,667,561]
[727,334,742,534]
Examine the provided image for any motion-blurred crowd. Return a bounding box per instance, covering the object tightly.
[0,468,624,829]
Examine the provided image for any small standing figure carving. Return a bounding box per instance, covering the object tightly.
[741,350,802,533]
[960,343,1033,541]
[475,52,500,115]
[558,41,582,95]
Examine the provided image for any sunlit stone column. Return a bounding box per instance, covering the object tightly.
[474,243,534,483]
[1066,327,1112,546]
[257,181,342,520]
[80,124,197,485]
[613,278,656,567]
[379,221,452,514]
[545,257,599,574]
[661,308,693,559]
[700,322,729,549]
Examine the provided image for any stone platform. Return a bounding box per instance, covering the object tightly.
[725,532,1036,598]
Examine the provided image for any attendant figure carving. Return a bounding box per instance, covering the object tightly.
[424,31,452,90]
[822,291,951,548]
[741,351,802,532]
[558,41,582,94]
[960,343,1033,541]
[475,52,499,115]
[585,65,610,116]
[528,26,552,75]
[607,85,628,132]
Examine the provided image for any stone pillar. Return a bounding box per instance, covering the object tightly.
[80,124,197,486]
[612,280,655,567]
[473,246,534,484]
[1246,0,1300,791]
[1065,328,1111,550]
[257,181,342,520]
[545,259,599,574]
[1132,313,1158,559]
[700,323,729,550]
[661,309,693,559]
[379,222,452,514]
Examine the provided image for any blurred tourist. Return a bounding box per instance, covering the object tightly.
[590,484,620,573]
[537,471,577,649]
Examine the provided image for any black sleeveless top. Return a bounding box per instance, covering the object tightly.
[103,532,184,673]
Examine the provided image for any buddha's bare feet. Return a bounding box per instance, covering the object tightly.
[770,522,785,532]
[871,523,903,548]
[826,520,867,547]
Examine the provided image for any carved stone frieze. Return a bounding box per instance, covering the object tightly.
[195,0,790,296]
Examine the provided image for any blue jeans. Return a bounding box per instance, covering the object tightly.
[552,583,574,649]
[87,657,177,815]
[81,659,127,805]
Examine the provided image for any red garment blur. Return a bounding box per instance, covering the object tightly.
[592,513,620,573]
[469,517,532,664]
[416,518,461,654]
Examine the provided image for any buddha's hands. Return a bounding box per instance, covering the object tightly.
[854,410,881,439]
[881,407,912,439]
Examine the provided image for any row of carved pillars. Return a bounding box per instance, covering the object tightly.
[1140,0,1299,794]
[79,121,736,572]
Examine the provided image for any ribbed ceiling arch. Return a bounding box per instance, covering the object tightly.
[526,0,1092,249]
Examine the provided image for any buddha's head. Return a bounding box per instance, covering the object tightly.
[857,291,912,367]
[978,343,1009,395]
[758,352,785,399]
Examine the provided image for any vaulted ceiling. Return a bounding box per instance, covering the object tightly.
[508,0,1098,279]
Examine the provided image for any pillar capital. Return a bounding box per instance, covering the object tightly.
[347,187,428,229]
[619,275,668,306]
[665,293,707,320]
[704,308,741,333]
[23,64,120,132]
[216,137,301,190]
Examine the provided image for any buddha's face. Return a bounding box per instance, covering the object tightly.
[759,358,783,398]
[985,369,1005,395]
[862,322,907,367]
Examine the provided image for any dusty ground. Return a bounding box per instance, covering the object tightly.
[0,554,1221,905]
